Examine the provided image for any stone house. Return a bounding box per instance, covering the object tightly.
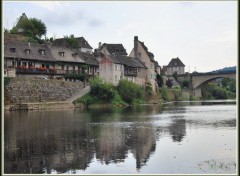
[164,57,185,76]
[129,36,160,92]
[99,47,147,86]
[4,38,99,81]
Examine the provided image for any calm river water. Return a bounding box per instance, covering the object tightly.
[4,100,237,174]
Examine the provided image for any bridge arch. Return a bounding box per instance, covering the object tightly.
[191,73,236,97]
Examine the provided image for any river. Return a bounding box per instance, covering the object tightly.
[4,100,237,174]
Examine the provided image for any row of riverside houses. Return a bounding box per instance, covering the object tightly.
[4,13,186,93]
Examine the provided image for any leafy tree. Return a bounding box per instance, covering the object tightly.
[181,79,190,89]
[156,73,163,88]
[29,18,47,38]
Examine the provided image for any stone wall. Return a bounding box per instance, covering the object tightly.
[4,77,84,104]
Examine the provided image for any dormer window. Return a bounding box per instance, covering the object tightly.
[10,48,16,53]
[59,52,64,57]
[174,62,177,66]
[39,50,45,55]
[25,49,30,54]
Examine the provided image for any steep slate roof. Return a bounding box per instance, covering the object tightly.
[4,40,55,62]
[168,57,185,67]
[101,43,128,56]
[115,55,147,68]
[139,41,155,62]
[50,46,85,63]
[105,54,147,68]
[52,37,93,49]
[155,61,160,67]
[52,38,70,48]
[16,13,28,28]
[77,52,99,66]
[76,37,93,49]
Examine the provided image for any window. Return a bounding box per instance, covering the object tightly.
[42,64,45,68]
[39,50,45,55]
[28,62,33,67]
[61,65,64,70]
[10,48,16,53]
[115,65,117,71]
[115,75,117,81]
[59,52,64,56]
[17,61,21,66]
[12,61,15,67]
[46,64,49,69]
[73,66,75,71]
[66,66,69,70]
[22,62,27,66]
[25,49,30,54]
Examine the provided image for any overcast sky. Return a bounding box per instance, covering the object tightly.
[3,1,237,72]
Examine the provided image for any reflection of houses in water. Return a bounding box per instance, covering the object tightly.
[94,125,127,164]
[168,118,186,142]
[126,124,157,170]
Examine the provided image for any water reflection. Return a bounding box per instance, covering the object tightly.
[4,101,236,174]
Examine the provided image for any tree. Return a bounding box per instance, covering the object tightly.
[181,79,190,89]
[10,17,47,40]
[156,73,163,88]
[29,18,47,38]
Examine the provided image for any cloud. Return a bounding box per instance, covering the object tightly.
[88,18,104,27]
[29,1,69,11]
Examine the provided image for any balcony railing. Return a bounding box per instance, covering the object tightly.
[124,70,137,76]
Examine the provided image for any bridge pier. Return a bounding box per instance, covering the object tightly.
[193,87,202,98]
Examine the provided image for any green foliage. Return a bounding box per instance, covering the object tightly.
[201,81,235,100]
[89,77,115,102]
[145,84,153,96]
[77,94,98,107]
[161,88,169,101]
[64,34,79,48]
[64,72,89,82]
[172,72,178,81]
[10,17,47,40]
[118,79,144,104]
[181,79,190,89]
[4,77,11,87]
[30,18,47,38]
[156,73,163,88]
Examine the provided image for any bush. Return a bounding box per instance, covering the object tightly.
[4,77,11,87]
[161,88,169,102]
[118,79,144,104]
[181,79,190,89]
[89,77,115,102]
[145,84,153,96]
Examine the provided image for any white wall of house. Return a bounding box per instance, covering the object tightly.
[80,48,92,54]
[166,66,185,75]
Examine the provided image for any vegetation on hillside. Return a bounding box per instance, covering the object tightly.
[201,78,236,100]
[9,17,47,44]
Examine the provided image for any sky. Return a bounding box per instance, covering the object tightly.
[3,1,238,72]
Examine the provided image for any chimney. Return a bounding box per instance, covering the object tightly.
[134,36,138,58]
[98,42,101,49]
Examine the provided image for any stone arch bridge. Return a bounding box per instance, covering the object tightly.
[190,71,236,97]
